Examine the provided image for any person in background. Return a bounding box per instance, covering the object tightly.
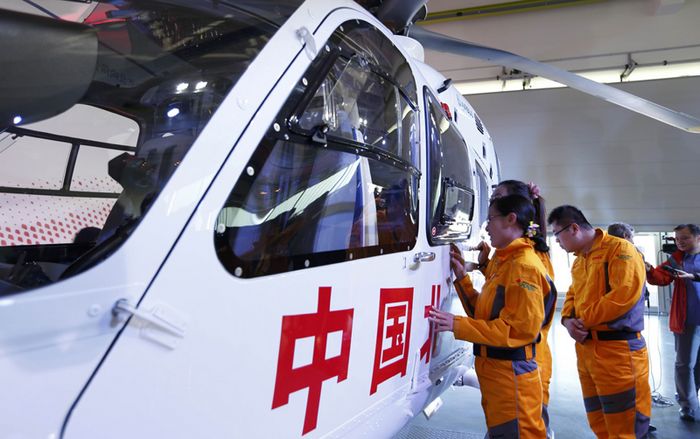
[431,195,550,438]
[606,222,658,434]
[607,222,648,303]
[463,179,556,437]
[646,224,700,422]
[607,222,635,243]
[549,205,651,438]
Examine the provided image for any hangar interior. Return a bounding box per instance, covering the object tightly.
[420,0,700,310]
[397,0,700,437]
[0,1,697,437]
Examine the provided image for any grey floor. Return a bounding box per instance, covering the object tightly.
[395,312,700,439]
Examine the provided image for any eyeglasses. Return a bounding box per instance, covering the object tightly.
[553,223,574,237]
[487,214,504,222]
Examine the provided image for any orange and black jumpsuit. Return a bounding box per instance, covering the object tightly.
[561,230,651,438]
[454,238,549,438]
[481,244,557,433]
[534,252,556,432]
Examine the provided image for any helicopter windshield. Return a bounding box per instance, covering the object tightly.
[0,0,303,294]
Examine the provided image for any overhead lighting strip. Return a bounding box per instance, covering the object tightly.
[455,60,700,95]
[422,0,605,24]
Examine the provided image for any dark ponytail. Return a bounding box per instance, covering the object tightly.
[529,226,550,253]
[491,194,550,253]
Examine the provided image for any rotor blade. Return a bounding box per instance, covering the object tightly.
[410,26,700,134]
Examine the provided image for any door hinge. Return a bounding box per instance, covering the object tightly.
[296,26,318,59]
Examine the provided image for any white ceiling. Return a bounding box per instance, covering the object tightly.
[421,0,700,230]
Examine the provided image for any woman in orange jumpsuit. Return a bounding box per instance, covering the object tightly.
[470,180,557,436]
[430,194,550,438]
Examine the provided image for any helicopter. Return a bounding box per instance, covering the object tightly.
[0,1,698,438]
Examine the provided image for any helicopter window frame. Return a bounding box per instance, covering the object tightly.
[424,88,475,246]
[475,162,490,227]
[287,51,419,173]
[1,126,135,199]
[214,19,421,279]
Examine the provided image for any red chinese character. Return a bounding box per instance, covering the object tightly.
[271,287,353,435]
[370,288,413,394]
[420,284,441,363]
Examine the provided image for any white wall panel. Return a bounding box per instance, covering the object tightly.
[467,76,700,230]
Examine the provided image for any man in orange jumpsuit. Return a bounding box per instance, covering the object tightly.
[549,205,651,438]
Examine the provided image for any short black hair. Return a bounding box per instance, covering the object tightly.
[674,224,700,236]
[547,205,593,230]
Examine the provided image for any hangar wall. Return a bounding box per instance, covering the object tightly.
[467,76,700,230]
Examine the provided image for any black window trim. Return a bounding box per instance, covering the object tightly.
[1,126,135,199]
[214,19,423,278]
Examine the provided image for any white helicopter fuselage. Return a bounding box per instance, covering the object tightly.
[0,1,498,437]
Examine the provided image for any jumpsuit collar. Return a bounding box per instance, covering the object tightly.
[493,237,533,261]
[576,228,606,257]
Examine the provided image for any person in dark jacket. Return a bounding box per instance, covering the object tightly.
[646,223,700,422]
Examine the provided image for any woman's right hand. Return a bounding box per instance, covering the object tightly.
[428,306,455,333]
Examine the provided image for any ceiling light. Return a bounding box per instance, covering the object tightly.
[456,60,700,95]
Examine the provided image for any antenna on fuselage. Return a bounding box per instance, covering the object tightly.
[437,78,452,94]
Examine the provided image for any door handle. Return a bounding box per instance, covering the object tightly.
[112,298,185,338]
[413,251,436,264]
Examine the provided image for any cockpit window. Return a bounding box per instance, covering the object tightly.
[0,0,302,295]
[215,20,419,278]
[295,54,417,166]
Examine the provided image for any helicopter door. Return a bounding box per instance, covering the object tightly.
[419,89,478,403]
[63,17,440,438]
